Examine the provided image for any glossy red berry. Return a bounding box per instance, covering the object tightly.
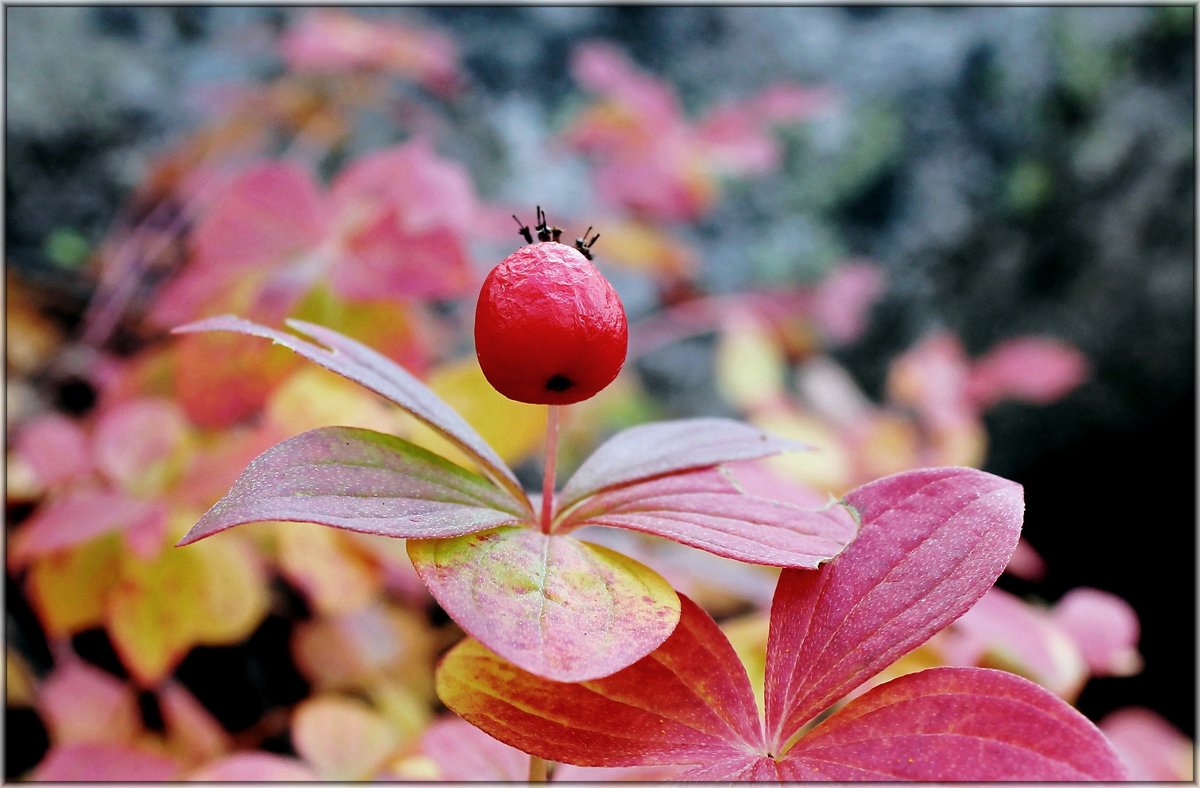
[475,240,628,405]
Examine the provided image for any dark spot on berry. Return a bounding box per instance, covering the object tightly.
[545,374,573,392]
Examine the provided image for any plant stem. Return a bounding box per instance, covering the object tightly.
[540,405,560,533]
[528,754,549,782]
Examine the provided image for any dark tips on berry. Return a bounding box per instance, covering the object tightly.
[545,374,573,392]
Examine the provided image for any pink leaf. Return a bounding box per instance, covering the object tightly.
[558,418,806,511]
[764,467,1024,750]
[33,742,181,781]
[1100,707,1194,781]
[37,658,140,745]
[1052,587,1142,677]
[177,427,527,546]
[92,398,189,492]
[966,336,1090,409]
[412,527,680,682]
[557,466,856,568]
[422,716,528,781]
[781,667,1126,780]
[435,594,763,766]
[811,261,885,345]
[171,316,528,505]
[187,752,319,781]
[12,488,164,566]
[14,414,92,487]
[159,681,233,763]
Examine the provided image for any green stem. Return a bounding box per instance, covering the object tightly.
[528,754,549,782]
[540,406,561,533]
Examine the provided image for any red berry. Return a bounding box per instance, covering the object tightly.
[475,241,628,405]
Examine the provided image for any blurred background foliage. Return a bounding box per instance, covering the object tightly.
[5,6,1194,781]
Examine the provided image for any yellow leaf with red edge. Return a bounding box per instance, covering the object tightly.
[27,534,123,638]
[108,522,268,685]
[407,356,545,468]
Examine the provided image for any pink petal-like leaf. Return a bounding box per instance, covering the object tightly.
[13,413,92,487]
[177,427,526,546]
[675,755,782,780]
[558,418,806,511]
[171,316,528,506]
[11,488,165,567]
[557,466,856,568]
[1052,587,1142,677]
[36,657,140,745]
[966,336,1090,409]
[187,752,319,781]
[780,667,1126,780]
[421,716,528,781]
[1100,707,1194,781]
[412,527,680,681]
[33,742,181,781]
[765,467,1024,750]
[435,594,763,765]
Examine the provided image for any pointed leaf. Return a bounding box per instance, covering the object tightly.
[765,467,1024,750]
[412,527,679,681]
[178,427,526,546]
[172,316,528,506]
[557,467,856,568]
[780,667,1126,780]
[559,418,806,510]
[12,488,164,566]
[436,595,762,766]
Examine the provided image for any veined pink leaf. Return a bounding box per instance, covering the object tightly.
[177,427,527,546]
[675,755,782,780]
[412,527,680,682]
[558,418,807,511]
[171,316,528,506]
[436,595,762,766]
[11,488,165,567]
[33,742,181,781]
[764,467,1024,750]
[780,667,1126,780]
[556,466,856,568]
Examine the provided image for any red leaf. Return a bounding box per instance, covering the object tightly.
[557,466,856,568]
[411,527,679,681]
[436,594,763,766]
[178,427,525,546]
[172,316,528,506]
[780,667,1127,780]
[558,417,806,511]
[764,467,1024,751]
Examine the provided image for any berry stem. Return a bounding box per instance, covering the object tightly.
[528,755,548,782]
[539,405,561,533]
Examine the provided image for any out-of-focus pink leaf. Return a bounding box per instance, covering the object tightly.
[37,658,140,746]
[811,260,885,345]
[421,716,528,781]
[178,427,525,547]
[558,418,806,511]
[279,9,459,94]
[569,43,681,131]
[780,667,1126,780]
[1100,707,1194,781]
[14,414,91,487]
[330,141,476,300]
[32,742,181,781]
[150,162,328,327]
[172,317,528,505]
[92,398,190,494]
[1005,536,1048,581]
[695,84,833,175]
[887,331,975,431]
[187,752,319,781]
[436,595,762,766]
[1053,587,1142,677]
[413,527,679,682]
[159,681,232,764]
[966,336,1090,409]
[938,587,1086,700]
[173,330,302,428]
[764,467,1024,750]
[556,466,856,568]
[11,488,165,567]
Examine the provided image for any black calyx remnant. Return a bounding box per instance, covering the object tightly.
[545,374,573,392]
[574,226,600,260]
[513,206,600,258]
